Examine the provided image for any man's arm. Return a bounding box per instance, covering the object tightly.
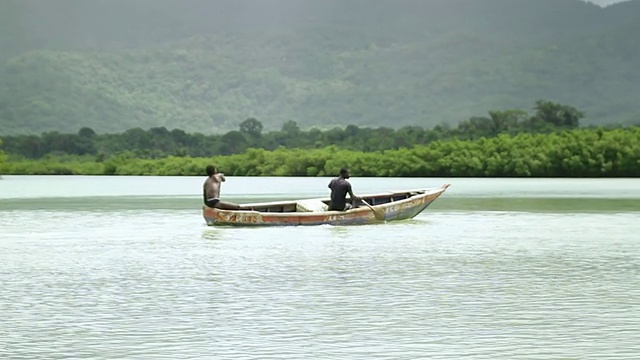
[217,173,226,182]
[347,183,359,202]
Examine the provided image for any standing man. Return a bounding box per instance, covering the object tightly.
[203,165,241,210]
[328,168,360,211]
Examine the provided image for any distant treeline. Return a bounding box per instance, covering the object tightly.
[2,127,639,177]
[1,100,588,159]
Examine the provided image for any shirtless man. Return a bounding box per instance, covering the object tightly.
[203,165,241,210]
[328,168,360,211]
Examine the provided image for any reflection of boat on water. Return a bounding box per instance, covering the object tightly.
[202,184,451,227]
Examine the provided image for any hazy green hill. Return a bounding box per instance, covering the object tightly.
[2,0,627,52]
[0,0,639,134]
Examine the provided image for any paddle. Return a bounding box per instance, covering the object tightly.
[361,199,385,221]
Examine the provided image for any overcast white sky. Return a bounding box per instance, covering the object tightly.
[585,0,629,6]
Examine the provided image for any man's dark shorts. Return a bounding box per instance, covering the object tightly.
[329,203,353,211]
[205,198,220,208]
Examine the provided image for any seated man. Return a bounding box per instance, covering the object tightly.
[328,168,360,211]
[203,165,241,210]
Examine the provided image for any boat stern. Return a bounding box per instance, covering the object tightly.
[203,206,217,226]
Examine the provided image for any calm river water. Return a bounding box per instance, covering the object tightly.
[1,176,639,359]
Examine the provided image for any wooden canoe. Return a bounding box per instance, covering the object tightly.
[202,183,450,227]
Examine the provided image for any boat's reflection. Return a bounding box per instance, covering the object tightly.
[201,218,431,242]
[201,229,223,241]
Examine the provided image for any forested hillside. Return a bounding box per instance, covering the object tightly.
[1,0,639,135]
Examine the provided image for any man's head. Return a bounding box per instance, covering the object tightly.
[206,165,216,176]
[339,168,350,179]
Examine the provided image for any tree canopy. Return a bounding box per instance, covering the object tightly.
[0,139,6,166]
[0,100,595,160]
[1,127,638,178]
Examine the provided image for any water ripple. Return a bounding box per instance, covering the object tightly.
[1,210,639,359]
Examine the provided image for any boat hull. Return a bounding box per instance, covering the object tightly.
[203,184,450,227]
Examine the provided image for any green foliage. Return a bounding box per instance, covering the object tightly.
[0,154,103,175]
[239,118,264,139]
[0,139,6,165]
[1,101,594,160]
[1,1,639,134]
[2,127,639,178]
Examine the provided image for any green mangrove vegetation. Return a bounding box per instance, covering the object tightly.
[0,139,6,167]
[2,127,638,177]
[1,101,638,177]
